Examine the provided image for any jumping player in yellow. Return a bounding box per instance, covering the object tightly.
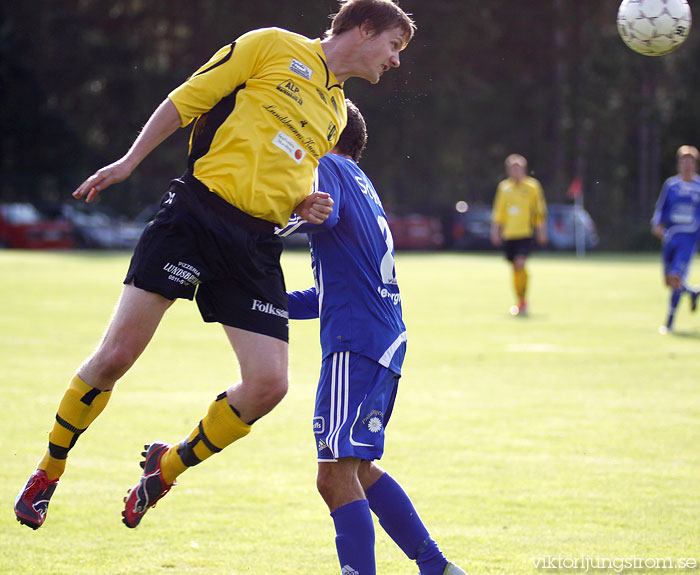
[490,153,548,315]
[14,0,415,531]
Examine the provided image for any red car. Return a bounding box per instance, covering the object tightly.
[0,203,74,249]
[386,213,444,250]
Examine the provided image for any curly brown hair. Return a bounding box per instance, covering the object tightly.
[335,99,368,163]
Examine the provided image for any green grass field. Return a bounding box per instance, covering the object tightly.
[1,250,699,575]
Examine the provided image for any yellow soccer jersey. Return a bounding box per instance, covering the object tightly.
[168,27,347,226]
[491,176,547,239]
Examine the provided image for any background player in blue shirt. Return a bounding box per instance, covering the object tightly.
[651,145,700,333]
[278,101,464,575]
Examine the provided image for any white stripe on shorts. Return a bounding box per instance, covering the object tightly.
[326,352,350,457]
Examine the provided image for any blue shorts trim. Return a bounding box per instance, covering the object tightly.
[314,352,399,462]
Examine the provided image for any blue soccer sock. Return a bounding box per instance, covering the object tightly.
[365,473,448,575]
[667,288,683,328]
[331,499,376,575]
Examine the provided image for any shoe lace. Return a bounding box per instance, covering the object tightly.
[26,474,58,497]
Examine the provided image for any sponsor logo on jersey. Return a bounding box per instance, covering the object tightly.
[265,105,319,158]
[377,286,401,305]
[276,79,303,105]
[272,131,305,164]
[316,88,327,104]
[163,261,201,287]
[290,58,312,80]
[313,416,325,434]
[251,298,289,319]
[330,95,339,118]
[327,121,337,142]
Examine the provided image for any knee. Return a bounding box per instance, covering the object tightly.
[246,373,288,411]
[316,467,333,500]
[88,342,139,383]
[317,465,344,503]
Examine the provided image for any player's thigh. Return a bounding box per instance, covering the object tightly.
[101,284,173,350]
[223,325,288,384]
[80,284,174,387]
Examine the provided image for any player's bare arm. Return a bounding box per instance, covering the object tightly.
[294,191,334,224]
[73,98,181,203]
[490,223,503,246]
[536,224,548,245]
[651,224,665,239]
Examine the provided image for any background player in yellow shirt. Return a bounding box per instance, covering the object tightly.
[15,0,416,532]
[490,153,548,315]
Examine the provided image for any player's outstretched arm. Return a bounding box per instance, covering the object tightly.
[73,98,182,203]
[293,192,334,225]
[288,287,320,320]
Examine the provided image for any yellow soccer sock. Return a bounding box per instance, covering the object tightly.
[520,268,529,301]
[160,392,251,485]
[38,375,112,480]
[513,268,528,302]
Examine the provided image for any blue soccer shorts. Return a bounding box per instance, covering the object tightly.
[313,351,399,462]
[663,233,699,281]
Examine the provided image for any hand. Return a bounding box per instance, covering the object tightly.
[651,224,664,239]
[490,229,502,247]
[72,159,134,203]
[536,226,548,246]
[294,192,334,225]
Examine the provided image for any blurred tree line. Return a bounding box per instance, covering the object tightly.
[2,0,699,248]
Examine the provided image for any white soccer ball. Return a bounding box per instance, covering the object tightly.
[617,0,692,56]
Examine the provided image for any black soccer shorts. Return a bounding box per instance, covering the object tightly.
[124,176,289,342]
[503,237,533,262]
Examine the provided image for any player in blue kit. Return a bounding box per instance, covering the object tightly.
[278,100,464,575]
[651,145,700,333]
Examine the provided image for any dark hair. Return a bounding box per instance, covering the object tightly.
[326,0,416,45]
[335,99,367,163]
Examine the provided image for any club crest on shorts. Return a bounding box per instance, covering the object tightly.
[363,410,384,433]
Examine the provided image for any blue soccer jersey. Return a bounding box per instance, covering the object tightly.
[651,175,700,279]
[278,153,407,375]
[651,174,700,240]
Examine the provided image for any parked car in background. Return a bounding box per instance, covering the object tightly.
[449,204,495,250]
[58,203,144,249]
[546,203,599,251]
[387,213,444,250]
[0,203,74,249]
[449,202,599,252]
